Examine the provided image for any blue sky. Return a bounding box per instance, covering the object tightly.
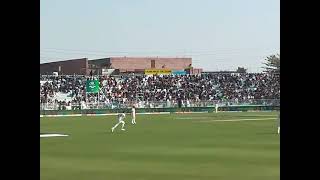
[40,0,279,72]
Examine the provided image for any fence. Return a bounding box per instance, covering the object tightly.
[40,99,280,111]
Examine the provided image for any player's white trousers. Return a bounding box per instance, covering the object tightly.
[132,116,136,124]
[113,121,125,129]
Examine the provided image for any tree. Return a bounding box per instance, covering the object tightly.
[263,54,280,73]
[236,67,247,73]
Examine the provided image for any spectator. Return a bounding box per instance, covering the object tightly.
[40,73,280,109]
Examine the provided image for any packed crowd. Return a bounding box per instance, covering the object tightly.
[40,73,280,109]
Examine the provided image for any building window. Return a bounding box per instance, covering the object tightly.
[151,60,155,68]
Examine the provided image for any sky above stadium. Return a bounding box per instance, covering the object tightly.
[40,0,279,72]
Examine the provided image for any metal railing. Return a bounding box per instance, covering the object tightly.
[40,99,280,110]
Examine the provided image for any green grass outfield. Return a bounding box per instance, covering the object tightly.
[40,112,280,180]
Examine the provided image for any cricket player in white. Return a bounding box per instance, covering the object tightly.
[215,103,219,113]
[111,113,126,132]
[277,112,280,134]
[131,106,136,124]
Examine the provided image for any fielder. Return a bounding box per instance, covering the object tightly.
[277,112,280,134]
[111,113,126,132]
[131,105,136,124]
[215,103,219,113]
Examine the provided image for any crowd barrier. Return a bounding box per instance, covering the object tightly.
[40,104,279,117]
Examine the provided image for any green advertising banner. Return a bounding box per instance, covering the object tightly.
[86,80,99,93]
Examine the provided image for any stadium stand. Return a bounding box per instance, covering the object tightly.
[40,73,279,110]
